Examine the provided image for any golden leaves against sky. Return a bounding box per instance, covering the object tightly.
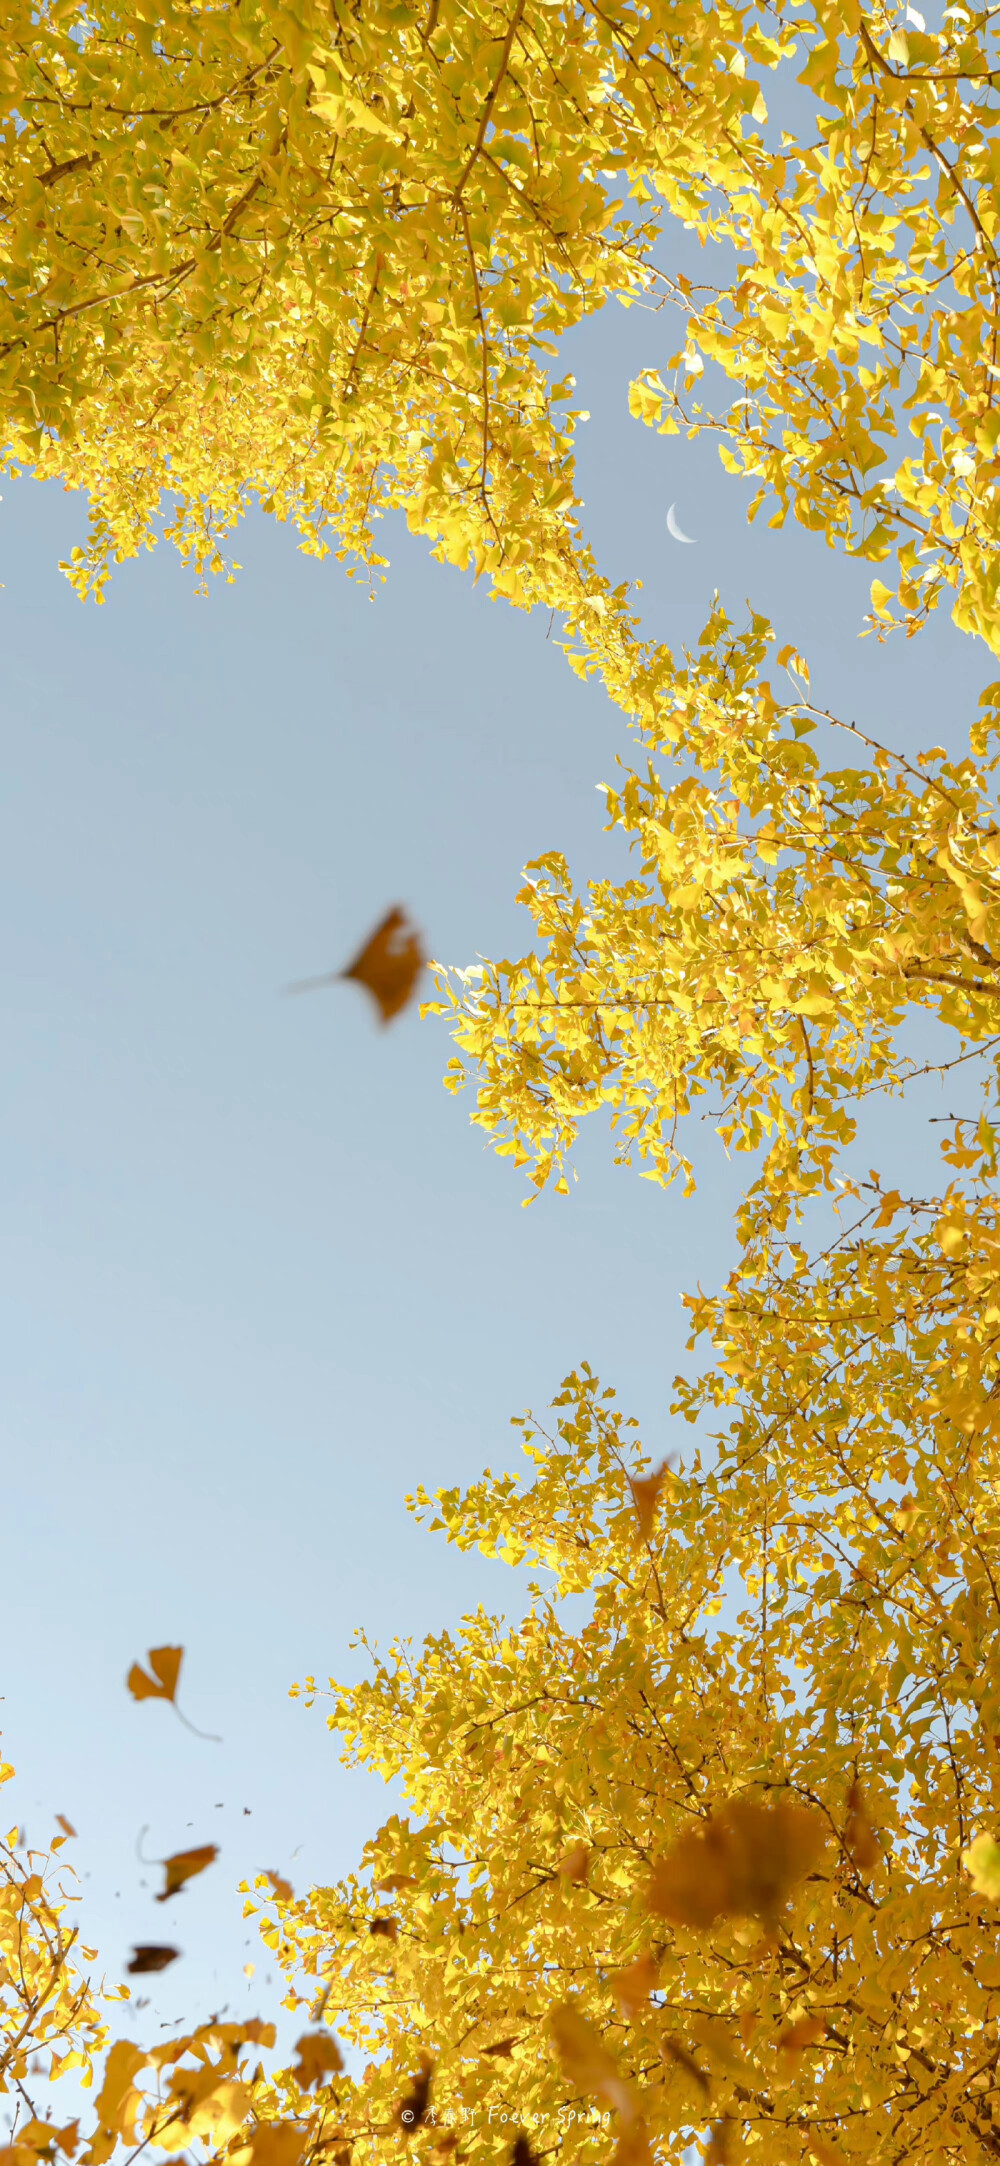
[288,908,425,1027]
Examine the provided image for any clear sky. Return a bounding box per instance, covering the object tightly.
[0,276,991,2043]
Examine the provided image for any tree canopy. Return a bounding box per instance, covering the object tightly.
[2,0,1000,642]
[6,5,1000,2166]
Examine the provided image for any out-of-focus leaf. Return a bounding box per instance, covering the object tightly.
[127,1648,182,1705]
[963,1831,1000,1899]
[156,1845,218,1903]
[395,2057,433,2133]
[549,2003,636,2123]
[291,2033,343,2090]
[649,1799,825,1929]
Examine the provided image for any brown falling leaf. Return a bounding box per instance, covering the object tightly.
[648,1798,825,1931]
[844,1783,879,1871]
[369,1916,399,1942]
[512,2141,538,2166]
[558,1840,590,1883]
[288,908,426,1026]
[343,908,425,1024]
[706,2120,738,2166]
[156,1844,218,1901]
[127,1646,183,1704]
[778,2014,827,2058]
[292,2032,344,2090]
[126,1645,220,1741]
[265,1870,294,1903]
[611,1953,659,2018]
[396,2057,433,2133]
[627,1462,671,1544]
[481,2037,521,2059]
[375,1873,417,1893]
[660,2036,710,2100]
[127,1945,179,1975]
[246,2130,308,2166]
[612,2123,654,2166]
[549,2003,636,2124]
[55,1815,77,1839]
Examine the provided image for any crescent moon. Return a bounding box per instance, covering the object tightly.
[666,503,696,544]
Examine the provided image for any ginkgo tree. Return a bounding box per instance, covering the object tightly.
[8,0,1000,2162]
[11,625,1000,2166]
[3,0,1000,651]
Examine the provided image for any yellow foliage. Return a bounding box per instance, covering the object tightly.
[7,12,1000,2166]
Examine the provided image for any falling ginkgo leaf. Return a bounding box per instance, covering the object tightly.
[481,2037,521,2059]
[265,1870,293,1903]
[127,1647,220,1743]
[156,1844,218,1902]
[127,1945,179,1975]
[613,2122,655,2166]
[844,1782,879,1872]
[611,1953,659,2017]
[558,1840,590,1883]
[243,2130,307,2166]
[963,1830,1000,1898]
[128,1646,182,1704]
[649,1798,825,1931]
[55,1815,77,1840]
[287,907,425,1026]
[395,2056,433,2132]
[778,2013,827,2058]
[291,2032,343,2090]
[627,1461,672,1544]
[369,1916,399,1941]
[549,2003,636,2125]
[374,1873,416,1892]
[512,2140,539,2166]
[660,2036,710,2099]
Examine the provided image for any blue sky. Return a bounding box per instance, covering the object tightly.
[0,282,992,2048]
